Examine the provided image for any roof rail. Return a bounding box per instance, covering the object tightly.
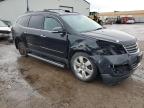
[43,9,71,13]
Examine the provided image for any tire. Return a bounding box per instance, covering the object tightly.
[71,52,98,82]
[18,42,28,56]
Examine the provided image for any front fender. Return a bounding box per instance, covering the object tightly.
[69,39,98,59]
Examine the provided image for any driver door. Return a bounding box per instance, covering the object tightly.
[40,16,68,58]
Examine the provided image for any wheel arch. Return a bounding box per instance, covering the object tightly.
[15,37,22,49]
[69,49,91,61]
[14,36,27,49]
[68,45,101,76]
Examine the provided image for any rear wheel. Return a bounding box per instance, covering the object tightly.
[71,52,98,82]
[18,42,28,56]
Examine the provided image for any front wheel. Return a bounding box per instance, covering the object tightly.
[71,52,98,82]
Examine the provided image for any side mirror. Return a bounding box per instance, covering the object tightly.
[8,25,11,27]
[52,27,65,33]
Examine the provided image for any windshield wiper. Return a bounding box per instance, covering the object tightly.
[96,27,103,30]
[90,28,103,32]
[82,28,103,33]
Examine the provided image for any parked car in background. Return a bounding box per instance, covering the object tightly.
[121,17,135,24]
[0,20,11,40]
[12,10,142,85]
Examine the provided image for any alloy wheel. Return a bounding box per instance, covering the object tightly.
[73,56,93,80]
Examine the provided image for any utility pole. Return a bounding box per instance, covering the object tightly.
[26,0,29,12]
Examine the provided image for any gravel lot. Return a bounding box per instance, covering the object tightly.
[0,24,144,108]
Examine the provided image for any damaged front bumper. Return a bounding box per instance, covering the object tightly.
[92,51,143,84]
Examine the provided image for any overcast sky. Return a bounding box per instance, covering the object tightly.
[86,0,144,12]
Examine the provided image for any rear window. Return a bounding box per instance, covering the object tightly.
[17,15,30,27]
[28,15,44,29]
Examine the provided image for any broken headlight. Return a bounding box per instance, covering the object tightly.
[96,40,126,55]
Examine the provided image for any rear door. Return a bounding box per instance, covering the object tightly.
[26,15,44,54]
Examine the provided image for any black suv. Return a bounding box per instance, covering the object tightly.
[12,10,143,85]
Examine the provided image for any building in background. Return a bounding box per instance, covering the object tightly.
[99,10,144,23]
[0,0,90,23]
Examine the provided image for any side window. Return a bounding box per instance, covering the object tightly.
[17,16,30,27]
[29,15,44,29]
[44,17,62,31]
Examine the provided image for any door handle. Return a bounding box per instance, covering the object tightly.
[40,34,46,38]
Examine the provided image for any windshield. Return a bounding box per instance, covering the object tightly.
[62,15,102,32]
[0,20,7,27]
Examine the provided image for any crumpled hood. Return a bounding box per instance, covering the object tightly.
[81,29,136,42]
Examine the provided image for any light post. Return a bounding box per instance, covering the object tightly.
[26,0,29,12]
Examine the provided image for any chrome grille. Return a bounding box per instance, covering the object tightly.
[123,42,138,54]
